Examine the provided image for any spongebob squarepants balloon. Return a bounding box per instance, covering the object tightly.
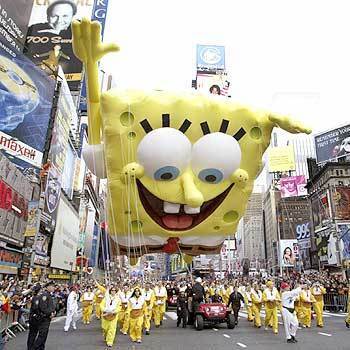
[72,19,311,258]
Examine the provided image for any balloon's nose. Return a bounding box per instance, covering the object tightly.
[181,171,204,207]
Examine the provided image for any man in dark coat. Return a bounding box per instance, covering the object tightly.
[192,277,205,313]
[227,285,245,325]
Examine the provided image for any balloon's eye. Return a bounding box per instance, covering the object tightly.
[198,169,223,184]
[154,166,180,181]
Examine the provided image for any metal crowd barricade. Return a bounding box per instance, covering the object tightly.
[0,309,27,341]
[324,292,349,312]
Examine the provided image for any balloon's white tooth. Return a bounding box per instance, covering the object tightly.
[163,201,180,214]
[184,205,200,214]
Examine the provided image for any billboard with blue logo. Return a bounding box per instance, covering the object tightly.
[196,45,225,72]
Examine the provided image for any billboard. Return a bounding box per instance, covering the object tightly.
[314,124,350,163]
[295,222,311,249]
[267,145,296,172]
[33,231,50,266]
[280,239,298,267]
[338,223,350,260]
[0,37,55,169]
[196,72,231,97]
[196,45,225,72]
[280,175,307,198]
[333,187,350,220]
[48,67,76,173]
[24,200,40,237]
[0,0,34,52]
[25,0,93,90]
[51,196,79,271]
[40,166,61,234]
[316,230,338,265]
[0,152,33,247]
[310,191,331,232]
[61,143,76,199]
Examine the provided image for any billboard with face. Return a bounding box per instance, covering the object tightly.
[280,175,307,198]
[280,239,298,267]
[25,0,93,90]
[196,72,231,97]
[314,124,350,163]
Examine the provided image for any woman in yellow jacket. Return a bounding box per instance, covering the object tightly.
[244,285,254,322]
[100,287,120,348]
[128,287,146,343]
[300,284,316,328]
[118,284,131,335]
[153,282,167,327]
[262,280,281,334]
[143,283,155,335]
[81,286,95,324]
[311,282,326,327]
[294,293,304,324]
[251,283,263,328]
[94,280,106,320]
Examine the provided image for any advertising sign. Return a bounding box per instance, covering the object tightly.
[333,187,350,220]
[40,166,61,234]
[196,45,225,72]
[61,143,76,199]
[280,175,307,198]
[311,191,331,232]
[196,72,231,96]
[338,223,350,260]
[0,0,34,52]
[316,230,338,265]
[0,37,55,169]
[315,125,350,163]
[0,152,33,247]
[268,145,296,172]
[24,200,41,237]
[51,196,79,271]
[295,222,311,249]
[0,248,22,274]
[89,223,99,268]
[33,231,50,266]
[25,0,93,90]
[48,68,75,173]
[280,239,298,267]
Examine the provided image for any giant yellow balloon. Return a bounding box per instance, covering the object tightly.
[72,19,311,258]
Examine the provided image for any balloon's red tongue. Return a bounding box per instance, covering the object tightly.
[162,215,193,229]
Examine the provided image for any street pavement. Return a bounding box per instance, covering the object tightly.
[9,309,349,350]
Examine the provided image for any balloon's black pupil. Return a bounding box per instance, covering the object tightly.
[161,172,173,180]
[205,175,216,182]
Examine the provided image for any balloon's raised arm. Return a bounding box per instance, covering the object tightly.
[72,18,120,145]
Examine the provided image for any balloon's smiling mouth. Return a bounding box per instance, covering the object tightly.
[136,180,233,231]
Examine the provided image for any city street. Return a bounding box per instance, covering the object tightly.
[10,309,349,350]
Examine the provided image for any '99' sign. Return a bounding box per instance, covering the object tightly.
[296,223,310,240]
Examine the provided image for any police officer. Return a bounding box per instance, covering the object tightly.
[27,281,56,350]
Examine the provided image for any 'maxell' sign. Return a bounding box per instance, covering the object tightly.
[0,152,33,246]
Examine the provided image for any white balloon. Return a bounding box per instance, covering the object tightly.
[137,128,192,180]
[83,144,107,179]
[192,132,241,183]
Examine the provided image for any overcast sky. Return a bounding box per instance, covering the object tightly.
[101,0,350,134]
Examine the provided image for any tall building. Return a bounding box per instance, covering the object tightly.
[263,187,280,272]
[235,192,264,267]
[306,161,350,272]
